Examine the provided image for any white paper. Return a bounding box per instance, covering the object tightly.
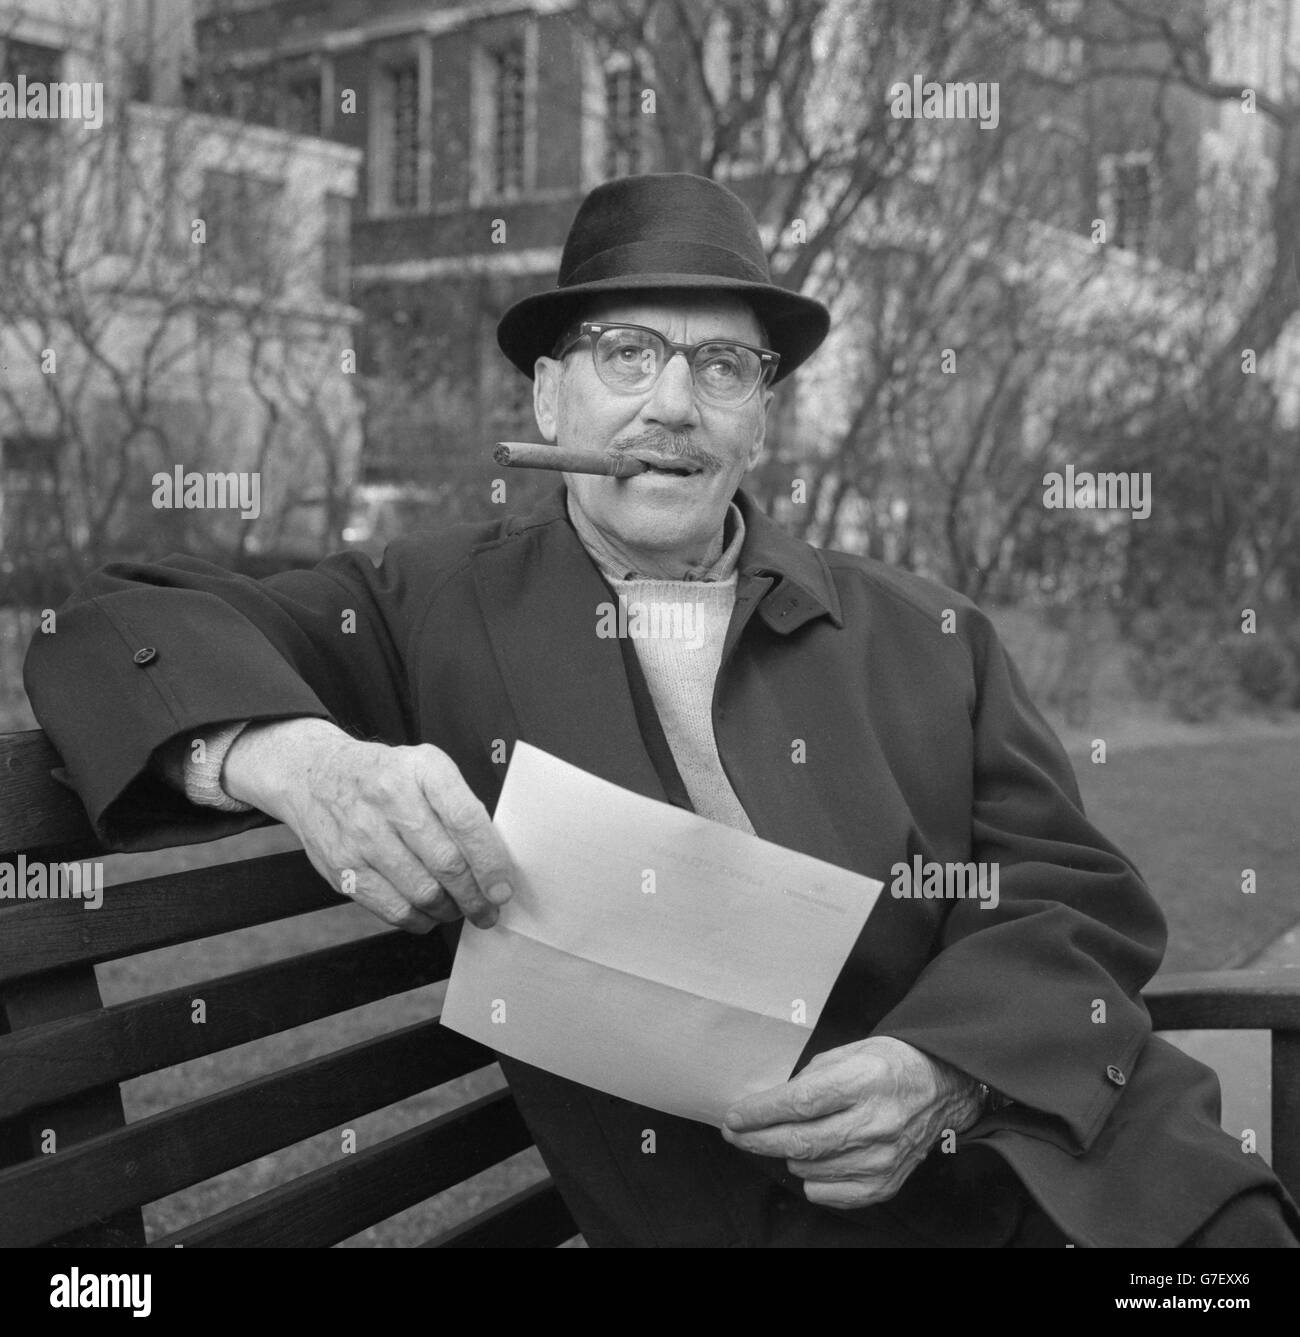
[440,741,883,1125]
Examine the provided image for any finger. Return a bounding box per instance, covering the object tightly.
[723,1106,870,1160]
[336,861,439,935]
[424,886,466,924]
[367,831,496,930]
[406,878,464,924]
[418,750,516,917]
[802,1178,895,1210]
[394,824,494,927]
[785,1143,895,1182]
[723,1069,856,1133]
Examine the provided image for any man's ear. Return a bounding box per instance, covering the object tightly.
[533,357,560,442]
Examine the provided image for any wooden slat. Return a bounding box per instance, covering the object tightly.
[0,1017,495,1247]
[0,850,337,982]
[0,730,102,861]
[424,1179,578,1249]
[0,930,454,1119]
[150,1090,537,1247]
[1273,1032,1300,1204]
[1145,971,1300,1030]
[0,964,145,1247]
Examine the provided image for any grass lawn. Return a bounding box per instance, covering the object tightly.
[0,706,1273,1245]
[1067,734,1300,974]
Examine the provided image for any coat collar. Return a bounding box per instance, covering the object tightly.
[501,482,844,636]
[731,488,844,634]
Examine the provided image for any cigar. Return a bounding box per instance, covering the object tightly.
[494,441,649,477]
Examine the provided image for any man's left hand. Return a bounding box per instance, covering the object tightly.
[720,1036,985,1209]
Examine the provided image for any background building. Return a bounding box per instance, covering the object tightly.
[0,0,363,602]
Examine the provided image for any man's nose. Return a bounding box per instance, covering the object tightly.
[642,352,700,426]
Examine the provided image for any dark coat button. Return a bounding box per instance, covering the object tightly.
[132,647,157,665]
[1106,1065,1126,1086]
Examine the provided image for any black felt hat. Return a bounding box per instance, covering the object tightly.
[496,173,830,384]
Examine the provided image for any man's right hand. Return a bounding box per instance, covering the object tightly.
[221,718,515,933]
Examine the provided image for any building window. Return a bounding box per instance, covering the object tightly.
[604,54,643,177]
[201,170,285,288]
[1210,0,1285,96]
[0,434,62,559]
[2,38,62,85]
[727,13,759,96]
[321,192,351,301]
[284,67,321,136]
[491,41,527,197]
[384,59,420,212]
[1,39,61,147]
[0,39,62,242]
[210,66,280,127]
[1101,152,1156,255]
[726,10,764,160]
[1029,0,1084,76]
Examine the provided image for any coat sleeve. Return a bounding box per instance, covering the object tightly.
[862,603,1290,1244]
[22,550,417,851]
[866,602,1165,1150]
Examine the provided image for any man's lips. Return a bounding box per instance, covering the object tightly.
[625,453,706,476]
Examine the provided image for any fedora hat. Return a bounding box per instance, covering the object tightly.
[496,172,829,384]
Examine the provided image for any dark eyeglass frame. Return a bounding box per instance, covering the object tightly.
[553,321,781,406]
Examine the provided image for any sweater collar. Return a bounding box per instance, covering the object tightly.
[509,483,843,633]
[565,490,746,583]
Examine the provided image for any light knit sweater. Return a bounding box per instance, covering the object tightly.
[605,574,753,833]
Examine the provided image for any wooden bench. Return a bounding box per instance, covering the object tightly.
[0,730,578,1248]
[2,726,1297,1247]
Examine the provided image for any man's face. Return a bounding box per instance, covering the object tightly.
[532,293,774,564]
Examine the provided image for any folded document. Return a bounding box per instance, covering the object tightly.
[440,742,883,1125]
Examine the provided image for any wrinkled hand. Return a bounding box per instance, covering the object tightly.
[222,718,515,933]
[720,1036,985,1209]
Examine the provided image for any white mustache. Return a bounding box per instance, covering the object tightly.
[616,432,724,474]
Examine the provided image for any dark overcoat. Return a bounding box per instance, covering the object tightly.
[23,485,1295,1247]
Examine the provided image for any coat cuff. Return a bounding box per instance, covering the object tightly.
[24,586,334,848]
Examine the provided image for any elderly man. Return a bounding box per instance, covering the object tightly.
[24,173,1298,1248]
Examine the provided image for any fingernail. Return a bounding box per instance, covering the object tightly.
[473,908,498,929]
[486,882,513,906]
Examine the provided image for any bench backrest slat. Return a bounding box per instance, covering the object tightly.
[0,850,336,981]
[149,1091,543,1248]
[0,930,452,1119]
[424,1180,579,1248]
[1270,1031,1300,1207]
[0,1017,493,1247]
[1145,972,1300,1029]
[0,731,101,860]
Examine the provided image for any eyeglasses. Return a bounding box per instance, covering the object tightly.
[554,322,780,408]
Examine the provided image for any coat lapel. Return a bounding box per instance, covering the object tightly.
[470,488,671,804]
[716,497,862,876]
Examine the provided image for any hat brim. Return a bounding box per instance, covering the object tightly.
[497,274,830,385]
